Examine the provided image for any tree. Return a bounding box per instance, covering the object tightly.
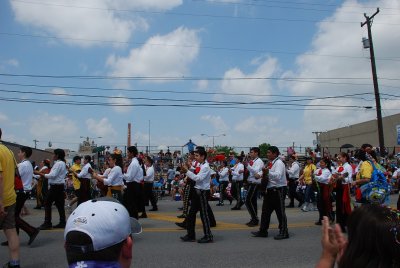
[258,143,271,158]
[214,146,234,156]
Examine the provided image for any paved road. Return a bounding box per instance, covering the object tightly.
[1,195,398,267]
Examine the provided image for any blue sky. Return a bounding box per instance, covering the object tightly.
[1,0,399,154]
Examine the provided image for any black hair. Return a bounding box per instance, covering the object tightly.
[369,150,378,161]
[127,146,138,157]
[20,146,32,158]
[65,231,124,264]
[194,146,207,158]
[354,149,367,162]
[84,155,91,162]
[145,155,154,165]
[361,143,373,150]
[110,154,123,169]
[268,146,280,156]
[339,152,350,163]
[54,149,66,162]
[320,157,332,171]
[250,147,260,155]
[236,156,243,163]
[339,205,400,268]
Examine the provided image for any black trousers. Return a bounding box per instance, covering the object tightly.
[245,184,259,221]
[260,187,288,234]
[44,184,66,225]
[77,179,91,206]
[182,181,194,216]
[187,189,213,239]
[144,182,157,208]
[218,181,230,204]
[15,191,36,236]
[287,179,301,205]
[232,180,243,207]
[125,182,145,219]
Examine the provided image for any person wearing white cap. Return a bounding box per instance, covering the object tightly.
[64,197,142,268]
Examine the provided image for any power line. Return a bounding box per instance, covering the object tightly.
[9,0,400,25]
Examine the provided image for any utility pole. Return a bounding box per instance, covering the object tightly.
[33,139,39,149]
[361,8,385,155]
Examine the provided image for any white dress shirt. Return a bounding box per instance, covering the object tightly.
[144,165,155,183]
[186,161,211,190]
[247,158,264,184]
[334,162,353,184]
[231,163,244,181]
[45,160,67,185]
[268,157,287,188]
[18,159,33,191]
[77,163,92,180]
[287,161,300,179]
[104,166,124,186]
[124,157,143,183]
[218,167,229,182]
[314,168,331,184]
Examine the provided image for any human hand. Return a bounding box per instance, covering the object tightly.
[320,216,347,264]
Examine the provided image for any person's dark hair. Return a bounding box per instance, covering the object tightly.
[145,155,154,165]
[320,157,332,171]
[65,231,124,264]
[236,156,243,163]
[127,146,138,157]
[54,149,66,162]
[250,147,260,155]
[20,146,32,158]
[361,143,373,150]
[369,150,378,161]
[110,154,123,169]
[339,152,350,163]
[194,146,207,158]
[84,155,91,162]
[222,160,227,167]
[268,146,280,156]
[354,149,367,162]
[290,155,297,161]
[339,205,400,268]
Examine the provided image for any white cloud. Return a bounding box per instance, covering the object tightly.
[86,117,117,140]
[29,112,78,140]
[108,94,132,113]
[281,0,400,134]
[9,0,182,48]
[220,56,280,101]
[196,80,209,90]
[200,115,229,132]
[50,88,67,96]
[0,112,8,122]
[0,59,19,70]
[107,26,200,78]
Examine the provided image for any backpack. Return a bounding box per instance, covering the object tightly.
[360,161,391,204]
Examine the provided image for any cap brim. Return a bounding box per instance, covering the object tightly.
[130,217,142,234]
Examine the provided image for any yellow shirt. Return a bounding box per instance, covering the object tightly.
[71,163,82,190]
[303,164,316,185]
[0,144,17,207]
[356,161,373,181]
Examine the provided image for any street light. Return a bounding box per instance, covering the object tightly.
[201,133,226,148]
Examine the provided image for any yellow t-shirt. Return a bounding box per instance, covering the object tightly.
[0,144,17,207]
[71,163,82,190]
[356,161,373,181]
[303,164,316,185]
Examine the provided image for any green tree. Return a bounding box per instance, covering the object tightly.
[258,143,271,158]
[214,146,234,156]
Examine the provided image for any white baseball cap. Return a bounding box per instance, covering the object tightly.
[64,197,142,253]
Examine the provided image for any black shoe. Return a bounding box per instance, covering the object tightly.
[274,232,289,240]
[229,199,233,205]
[149,207,158,212]
[39,223,52,230]
[178,207,183,211]
[210,223,216,228]
[197,236,213,243]
[1,241,8,246]
[3,262,20,268]
[177,214,186,219]
[139,213,147,218]
[28,228,40,246]
[52,222,66,229]
[246,220,259,227]
[175,222,187,229]
[231,206,240,210]
[286,204,294,208]
[33,206,41,210]
[315,221,322,226]
[251,231,268,237]
[298,202,304,208]
[216,203,224,206]
[180,235,195,242]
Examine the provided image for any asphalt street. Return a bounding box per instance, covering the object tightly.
[1,195,398,267]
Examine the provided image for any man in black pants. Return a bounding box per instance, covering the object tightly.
[180,146,214,243]
[252,146,289,240]
[286,155,302,208]
[123,146,144,219]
